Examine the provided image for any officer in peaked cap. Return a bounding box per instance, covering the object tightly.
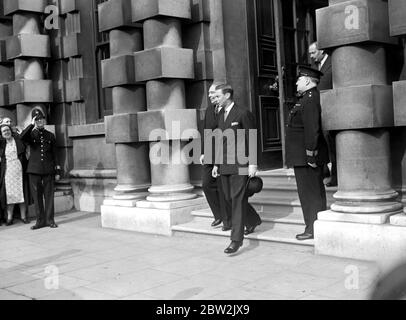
[20,108,61,230]
[285,65,329,241]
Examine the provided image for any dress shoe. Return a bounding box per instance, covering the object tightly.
[49,223,58,229]
[6,219,13,226]
[31,224,44,230]
[211,219,222,227]
[325,177,337,187]
[244,220,262,235]
[224,241,242,254]
[296,232,314,241]
[222,226,231,231]
[21,218,30,224]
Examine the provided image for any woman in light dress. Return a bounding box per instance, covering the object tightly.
[0,124,28,226]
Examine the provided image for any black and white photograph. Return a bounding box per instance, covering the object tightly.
[1,0,406,306]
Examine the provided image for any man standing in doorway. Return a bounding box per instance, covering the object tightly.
[286,66,329,240]
[212,84,262,254]
[308,42,336,187]
[200,82,231,231]
[20,109,61,230]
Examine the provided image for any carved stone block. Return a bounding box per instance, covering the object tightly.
[321,85,394,130]
[105,113,140,143]
[134,47,194,82]
[6,34,51,59]
[3,0,47,15]
[98,0,136,32]
[316,0,397,50]
[131,0,191,23]
[102,55,136,88]
[8,80,53,104]
[137,109,198,142]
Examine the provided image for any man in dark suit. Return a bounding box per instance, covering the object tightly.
[308,42,336,187]
[20,109,61,230]
[212,84,262,254]
[200,82,231,230]
[285,66,329,240]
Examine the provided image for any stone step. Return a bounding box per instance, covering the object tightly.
[257,168,296,185]
[250,196,334,214]
[253,185,337,200]
[172,216,314,247]
[192,207,305,225]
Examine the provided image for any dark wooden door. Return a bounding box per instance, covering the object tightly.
[248,0,328,169]
[249,0,283,170]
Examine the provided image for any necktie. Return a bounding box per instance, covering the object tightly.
[215,105,221,115]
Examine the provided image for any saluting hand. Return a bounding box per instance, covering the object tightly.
[31,115,38,126]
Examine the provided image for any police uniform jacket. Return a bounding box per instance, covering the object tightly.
[20,124,58,175]
[285,87,329,167]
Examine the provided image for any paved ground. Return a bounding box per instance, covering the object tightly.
[0,211,382,300]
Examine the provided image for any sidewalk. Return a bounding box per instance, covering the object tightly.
[0,211,381,300]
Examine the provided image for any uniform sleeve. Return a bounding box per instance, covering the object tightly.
[302,97,321,164]
[20,124,34,143]
[51,133,59,168]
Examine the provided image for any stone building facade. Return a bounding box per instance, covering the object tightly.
[1,0,406,259]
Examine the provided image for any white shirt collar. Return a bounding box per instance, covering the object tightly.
[319,54,328,70]
[225,102,235,114]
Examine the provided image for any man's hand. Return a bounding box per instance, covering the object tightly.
[199,155,204,166]
[248,165,258,178]
[308,162,317,169]
[31,115,37,126]
[212,166,219,178]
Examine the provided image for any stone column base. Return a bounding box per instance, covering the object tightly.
[315,210,406,262]
[101,197,208,236]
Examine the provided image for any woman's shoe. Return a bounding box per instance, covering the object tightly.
[21,218,30,224]
[6,219,13,226]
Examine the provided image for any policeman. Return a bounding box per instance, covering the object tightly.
[285,65,329,240]
[20,109,60,230]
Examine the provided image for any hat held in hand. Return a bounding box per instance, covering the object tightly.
[246,176,263,197]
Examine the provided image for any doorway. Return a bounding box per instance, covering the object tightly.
[247,0,328,170]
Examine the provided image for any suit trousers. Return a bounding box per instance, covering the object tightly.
[202,165,231,226]
[294,166,327,234]
[29,174,55,226]
[220,174,261,242]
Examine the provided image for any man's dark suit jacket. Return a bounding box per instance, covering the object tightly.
[20,124,58,175]
[216,104,257,175]
[319,55,332,91]
[202,104,220,165]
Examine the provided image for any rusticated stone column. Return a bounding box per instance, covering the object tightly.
[133,0,198,202]
[389,0,406,226]
[3,1,53,130]
[99,0,151,201]
[313,0,406,260]
[0,3,13,117]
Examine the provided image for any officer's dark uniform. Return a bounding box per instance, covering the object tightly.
[20,109,59,229]
[285,66,329,238]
